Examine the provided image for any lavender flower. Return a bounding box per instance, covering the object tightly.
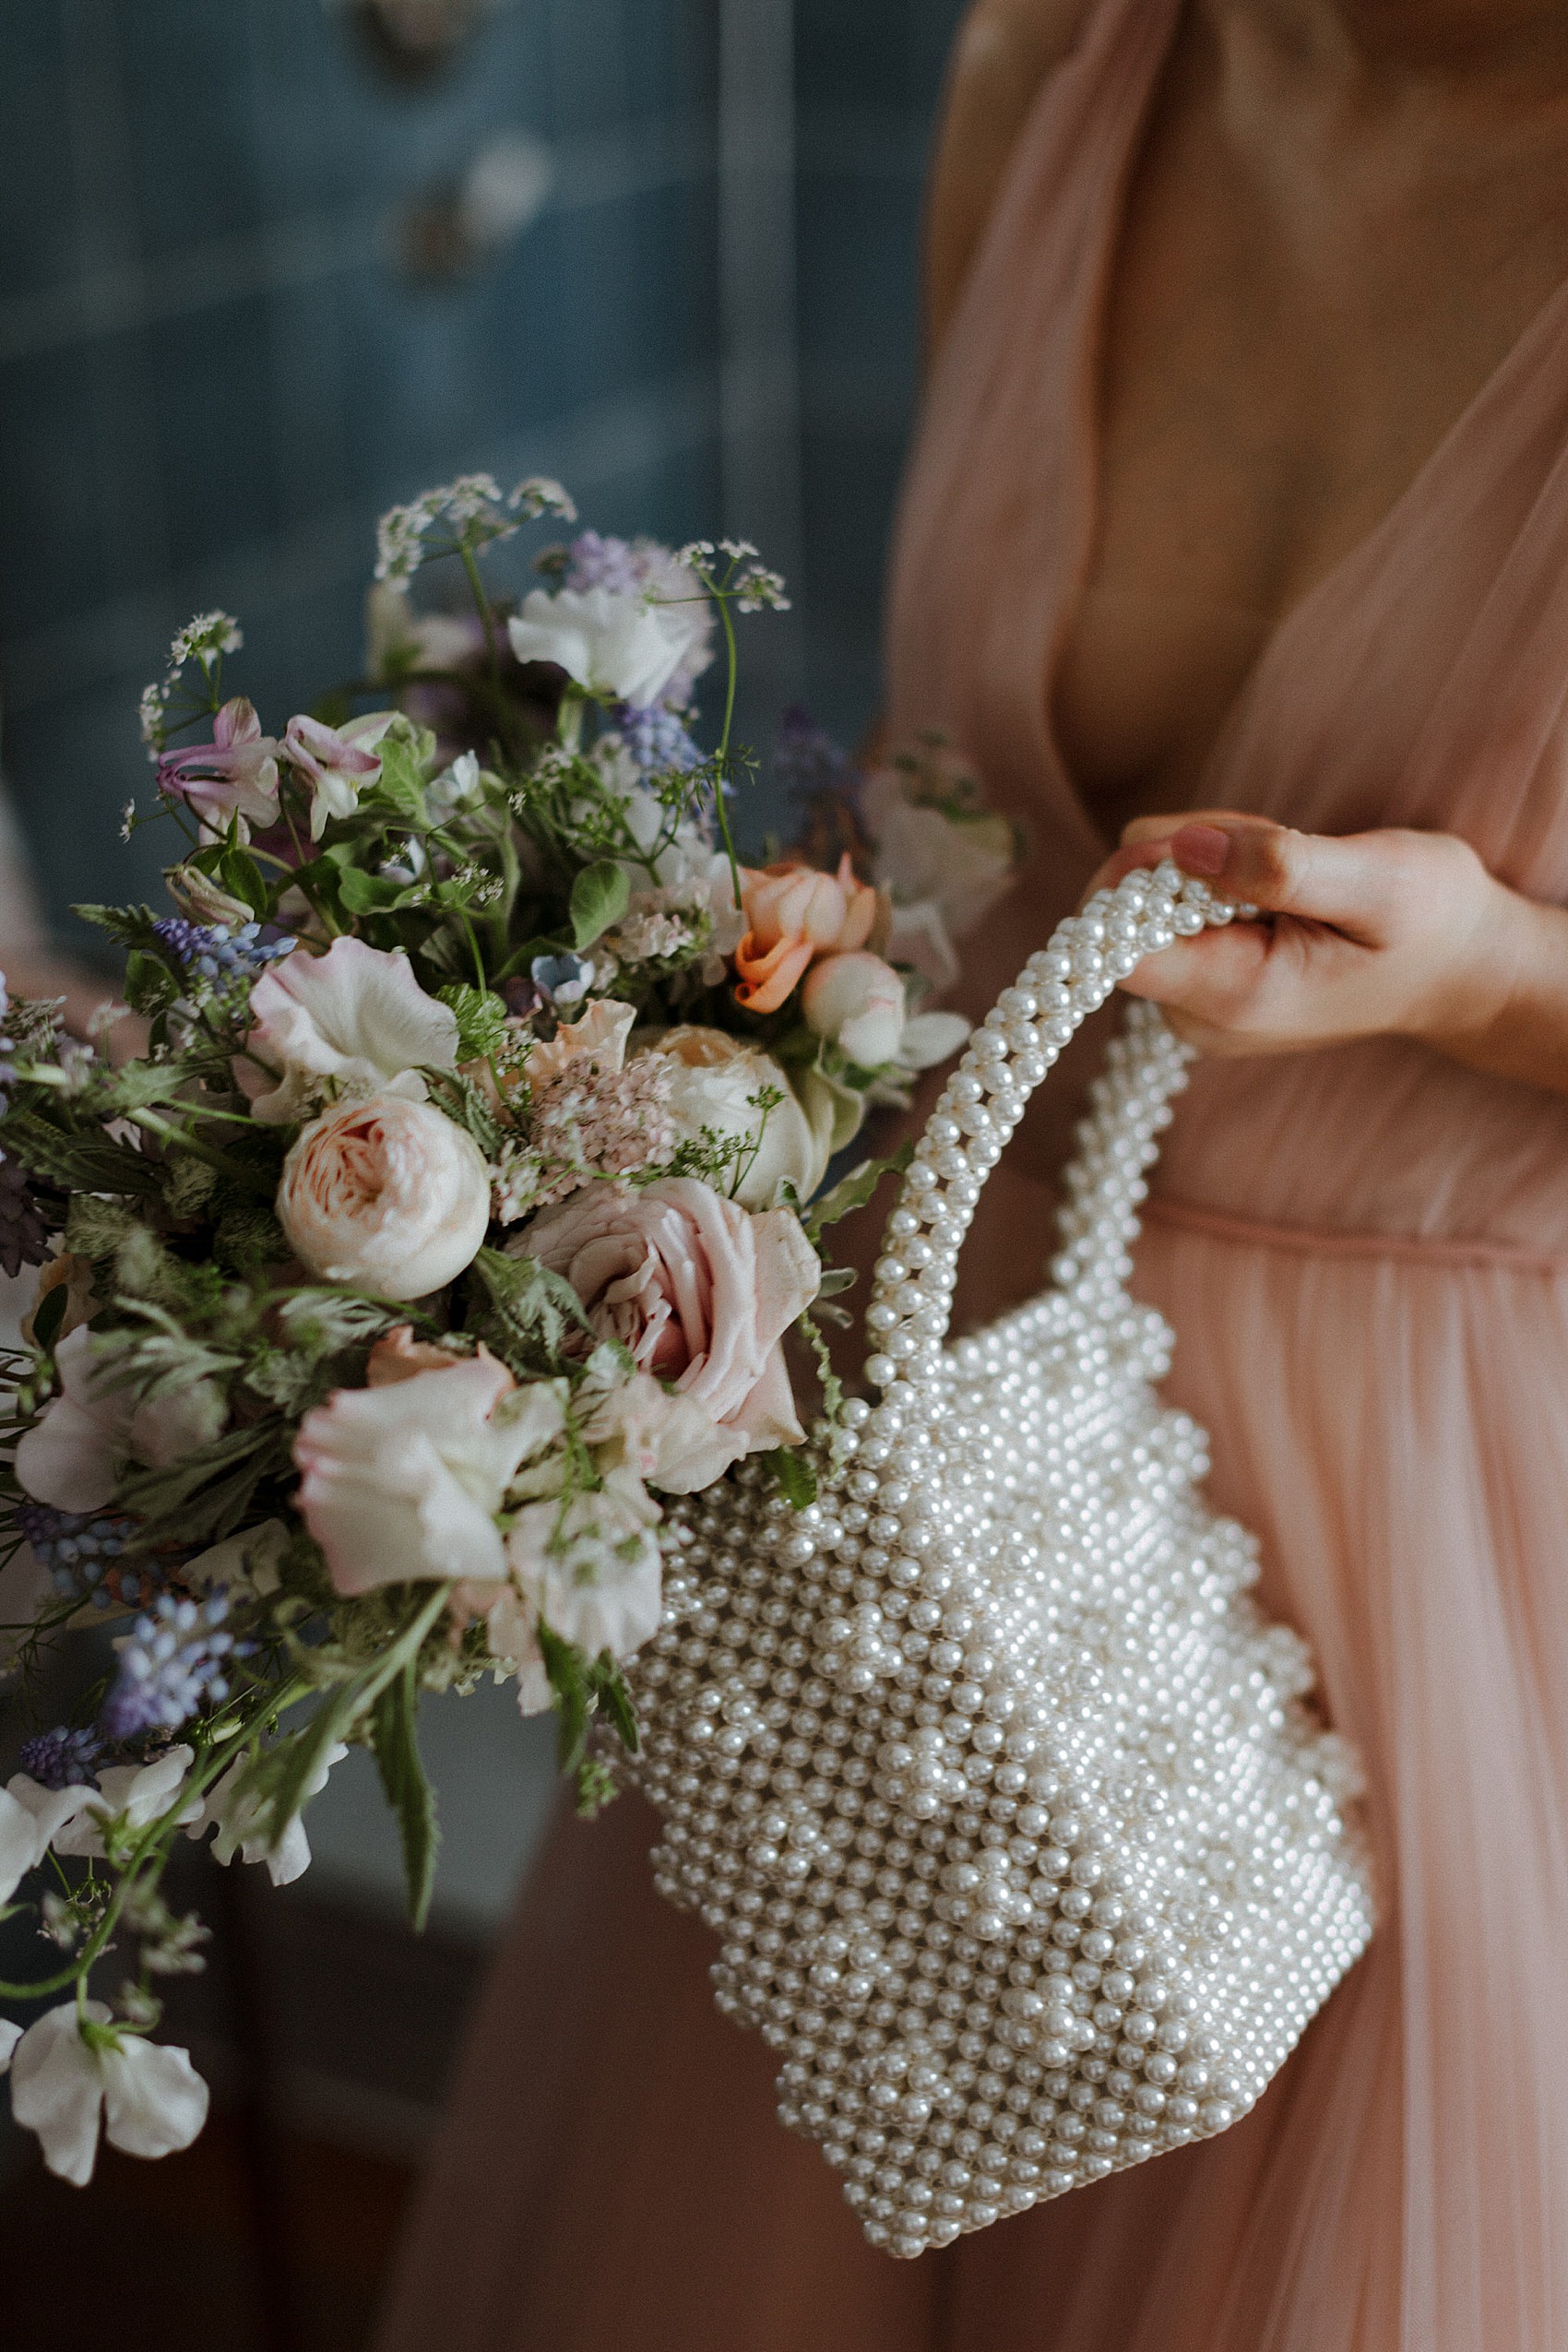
[615,702,703,777]
[100,1592,246,1742]
[15,1505,138,1609]
[151,918,294,987]
[18,1726,103,1791]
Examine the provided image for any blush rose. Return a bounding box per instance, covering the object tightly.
[519,1177,820,1491]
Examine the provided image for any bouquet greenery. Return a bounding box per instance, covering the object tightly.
[0,474,1016,2182]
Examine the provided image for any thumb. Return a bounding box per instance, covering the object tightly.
[1167,819,1390,936]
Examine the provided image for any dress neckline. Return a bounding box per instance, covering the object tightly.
[1043,0,1568,849]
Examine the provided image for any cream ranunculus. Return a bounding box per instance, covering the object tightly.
[506,585,707,708]
[277,1094,491,1300]
[802,950,908,1068]
[238,934,460,1127]
[633,1026,832,1209]
[293,1350,565,1594]
[520,1177,820,1492]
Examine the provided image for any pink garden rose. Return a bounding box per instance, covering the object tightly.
[277,1095,491,1300]
[294,1349,564,1595]
[520,1178,820,1491]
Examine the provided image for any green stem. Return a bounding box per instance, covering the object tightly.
[128,1110,274,1197]
[711,590,743,909]
[460,542,502,689]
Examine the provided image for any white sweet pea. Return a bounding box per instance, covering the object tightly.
[236,935,460,1126]
[178,1519,288,1598]
[188,1740,350,1888]
[2,2002,208,2185]
[507,585,707,708]
[16,1325,228,1515]
[897,1010,972,1069]
[862,766,1016,940]
[0,1773,96,1907]
[53,1745,201,1861]
[294,1353,566,1595]
[489,1469,664,1714]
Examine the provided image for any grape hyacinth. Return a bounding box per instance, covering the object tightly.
[100,1591,246,1741]
[18,1726,103,1791]
[16,1505,138,1609]
[151,918,294,986]
[615,702,702,777]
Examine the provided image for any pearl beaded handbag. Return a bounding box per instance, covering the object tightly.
[626,859,1376,2259]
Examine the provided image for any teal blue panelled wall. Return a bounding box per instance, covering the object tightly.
[0,0,964,944]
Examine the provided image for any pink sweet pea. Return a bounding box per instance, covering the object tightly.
[157,697,279,838]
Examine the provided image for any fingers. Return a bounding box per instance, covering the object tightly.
[1114,813,1400,941]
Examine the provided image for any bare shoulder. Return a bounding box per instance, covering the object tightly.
[925,0,1094,356]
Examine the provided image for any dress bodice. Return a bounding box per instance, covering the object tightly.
[885,0,1568,1255]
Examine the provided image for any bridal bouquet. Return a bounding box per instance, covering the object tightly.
[0,475,1016,2182]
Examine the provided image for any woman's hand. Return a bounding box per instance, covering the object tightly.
[1085,811,1568,1096]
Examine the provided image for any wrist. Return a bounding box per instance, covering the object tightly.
[1417,879,1568,1087]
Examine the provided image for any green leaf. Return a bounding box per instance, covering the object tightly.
[568,860,630,949]
[30,1281,67,1351]
[595,1657,641,1759]
[468,1246,590,1369]
[0,1111,163,1198]
[114,1421,288,1542]
[762,1445,818,1508]
[436,982,509,1062]
[122,950,179,1020]
[337,865,408,916]
[370,1657,440,1931]
[371,734,429,821]
[537,1618,592,1777]
[802,1144,914,1244]
[218,847,270,916]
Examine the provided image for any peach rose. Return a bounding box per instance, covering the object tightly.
[278,1095,491,1300]
[733,853,878,1015]
[519,1177,820,1491]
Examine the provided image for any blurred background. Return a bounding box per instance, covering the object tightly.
[0,2,964,2344]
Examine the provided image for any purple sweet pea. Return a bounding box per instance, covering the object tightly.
[157,698,279,837]
[282,711,396,839]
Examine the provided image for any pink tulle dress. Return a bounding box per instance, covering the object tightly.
[376,4,1568,2344]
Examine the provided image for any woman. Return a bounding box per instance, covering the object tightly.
[378,4,1568,2345]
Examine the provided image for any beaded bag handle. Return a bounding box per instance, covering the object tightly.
[861,860,1249,1399]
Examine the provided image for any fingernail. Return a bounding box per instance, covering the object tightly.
[1172,823,1231,877]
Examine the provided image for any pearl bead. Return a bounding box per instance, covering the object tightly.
[624,864,1375,2258]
